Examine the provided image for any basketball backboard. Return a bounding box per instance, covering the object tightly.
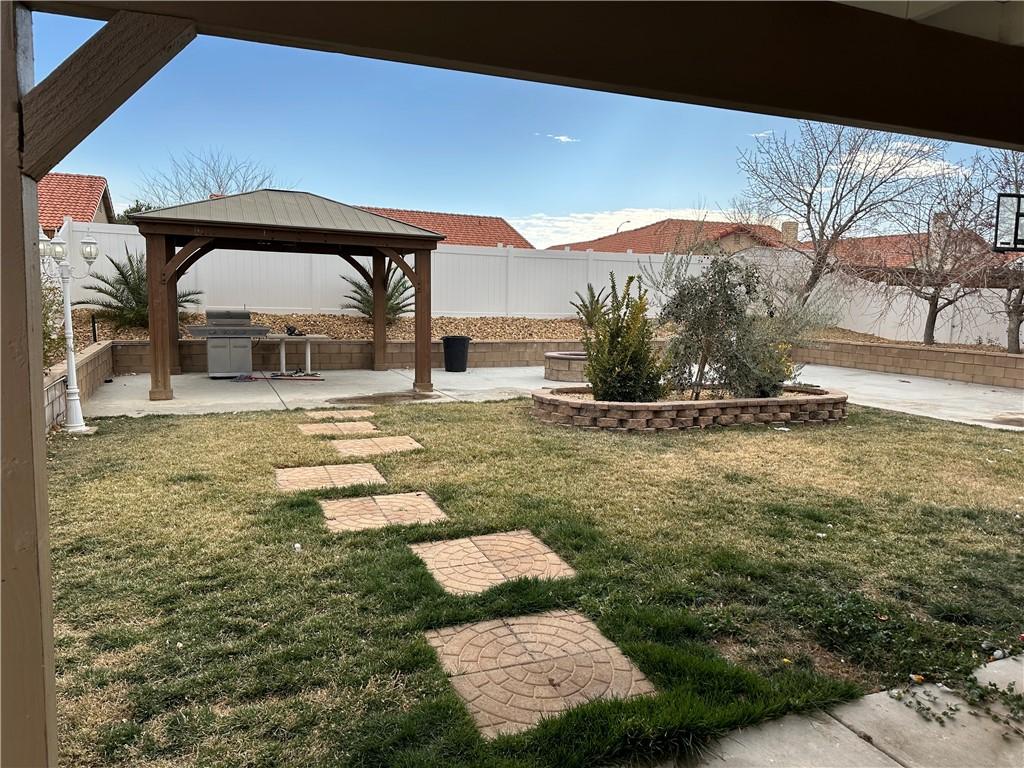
[994,193,1024,252]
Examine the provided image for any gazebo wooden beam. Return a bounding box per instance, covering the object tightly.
[145,234,174,400]
[162,236,214,281]
[339,253,372,285]
[372,253,387,371]
[413,249,432,392]
[135,221,436,252]
[21,11,194,180]
[376,246,416,284]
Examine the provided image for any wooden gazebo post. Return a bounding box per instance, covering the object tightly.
[413,249,432,392]
[146,233,174,400]
[372,252,387,371]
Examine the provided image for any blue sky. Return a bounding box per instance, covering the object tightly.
[34,12,983,246]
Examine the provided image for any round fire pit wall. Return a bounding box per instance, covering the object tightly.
[544,351,587,382]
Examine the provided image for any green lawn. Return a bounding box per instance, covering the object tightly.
[49,401,1023,767]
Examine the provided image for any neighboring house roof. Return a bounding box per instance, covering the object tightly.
[833,232,1009,270]
[548,218,789,252]
[358,206,533,248]
[37,172,114,232]
[131,189,443,240]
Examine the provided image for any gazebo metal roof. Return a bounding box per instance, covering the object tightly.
[132,189,443,239]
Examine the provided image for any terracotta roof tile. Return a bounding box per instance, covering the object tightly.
[38,172,109,232]
[358,206,533,248]
[548,218,787,252]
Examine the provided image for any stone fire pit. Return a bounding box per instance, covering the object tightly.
[532,385,848,431]
[543,351,587,382]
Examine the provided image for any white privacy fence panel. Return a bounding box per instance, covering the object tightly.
[62,221,1009,343]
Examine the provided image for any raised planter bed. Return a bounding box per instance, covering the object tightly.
[532,385,848,431]
[544,351,587,382]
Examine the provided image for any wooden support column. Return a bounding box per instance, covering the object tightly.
[372,252,387,371]
[2,7,58,766]
[164,241,181,374]
[147,234,173,400]
[413,249,432,392]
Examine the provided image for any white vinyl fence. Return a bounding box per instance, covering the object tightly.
[56,219,1009,345]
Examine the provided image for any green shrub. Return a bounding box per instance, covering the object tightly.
[570,283,609,328]
[583,273,666,402]
[74,246,202,329]
[342,263,413,325]
[661,256,798,399]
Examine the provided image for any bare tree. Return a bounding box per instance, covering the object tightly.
[854,156,996,345]
[138,148,279,207]
[986,149,1024,353]
[738,122,946,305]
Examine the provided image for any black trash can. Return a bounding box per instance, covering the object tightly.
[441,335,471,372]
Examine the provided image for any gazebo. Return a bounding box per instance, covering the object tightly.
[130,190,444,401]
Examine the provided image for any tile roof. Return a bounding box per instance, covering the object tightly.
[37,172,110,232]
[548,218,788,252]
[131,190,443,240]
[358,206,533,248]
[833,232,1011,270]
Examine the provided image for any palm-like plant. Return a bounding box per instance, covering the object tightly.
[73,245,202,329]
[570,283,610,328]
[341,263,414,325]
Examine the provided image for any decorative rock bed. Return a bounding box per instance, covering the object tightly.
[543,351,588,382]
[532,385,848,431]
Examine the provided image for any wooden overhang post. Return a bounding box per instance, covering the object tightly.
[146,234,174,399]
[1,6,195,766]
[372,252,387,370]
[413,249,433,392]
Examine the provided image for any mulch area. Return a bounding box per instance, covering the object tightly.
[68,309,586,352]
[816,326,1007,354]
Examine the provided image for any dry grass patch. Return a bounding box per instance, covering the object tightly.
[48,400,1022,766]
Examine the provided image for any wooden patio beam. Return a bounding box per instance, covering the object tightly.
[372,253,387,371]
[21,10,195,180]
[376,246,416,284]
[413,249,432,392]
[162,236,214,281]
[339,253,372,285]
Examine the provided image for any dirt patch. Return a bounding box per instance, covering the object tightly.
[816,326,1005,354]
[68,309,585,351]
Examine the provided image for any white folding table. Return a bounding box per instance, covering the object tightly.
[265,333,329,375]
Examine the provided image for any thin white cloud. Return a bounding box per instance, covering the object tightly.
[749,130,774,139]
[545,134,580,144]
[508,207,737,249]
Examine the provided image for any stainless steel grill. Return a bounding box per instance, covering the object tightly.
[188,310,270,378]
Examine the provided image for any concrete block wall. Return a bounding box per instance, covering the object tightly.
[112,339,587,374]
[42,341,114,428]
[793,340,1023,389]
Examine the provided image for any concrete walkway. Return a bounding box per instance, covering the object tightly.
[84,364,1021,430]
[799,364,1023,431]
[679,655,1023,768]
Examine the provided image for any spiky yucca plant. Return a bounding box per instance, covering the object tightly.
[73,245,202,328]
[570,283,609,328]
[341,263,414,325]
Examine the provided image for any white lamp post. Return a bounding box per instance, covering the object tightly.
[43,228,98,433]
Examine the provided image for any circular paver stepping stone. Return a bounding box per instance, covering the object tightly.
[425,610,654,738]
[409,531,575,595]
[274,463,386,491]
[331,436,423,458]
[297,421,378,436]
[320,492,447,531]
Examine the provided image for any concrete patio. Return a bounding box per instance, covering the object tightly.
[83,364,1022,430]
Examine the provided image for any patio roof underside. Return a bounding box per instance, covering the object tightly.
[131,190,444,402]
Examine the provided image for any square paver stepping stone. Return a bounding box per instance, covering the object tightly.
[410,531,575,595]
[307,409,375,420]
[297,421,378,436]
[331,435,422,458]
[274,463,386,492]
[425,610,654,738]
[320,491,447,531]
